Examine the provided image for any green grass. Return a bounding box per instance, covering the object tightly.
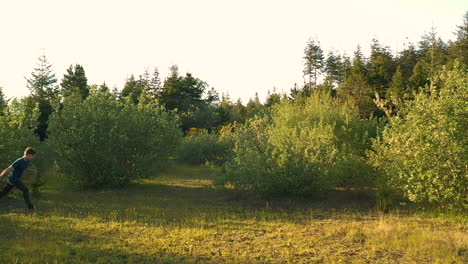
[0,166,466,263]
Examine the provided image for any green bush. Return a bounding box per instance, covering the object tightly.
[370,62,467,209]
[47,92,182,189]
[222,92,381,197]
[177,131,232,166]
[0,98,41,190]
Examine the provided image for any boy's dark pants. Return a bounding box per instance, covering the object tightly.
[0,181,34,209]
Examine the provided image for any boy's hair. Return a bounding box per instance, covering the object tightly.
[24,147,36,156]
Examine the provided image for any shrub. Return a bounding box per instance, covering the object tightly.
[0,98,41,190]
[48,92,182,189]
[370,62,467,209]
[222,92,381,197]
[177,131,230,166]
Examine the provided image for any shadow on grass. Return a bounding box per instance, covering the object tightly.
[0,178,382,230]
[0,214,215,264]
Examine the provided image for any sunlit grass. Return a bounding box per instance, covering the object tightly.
[0,165,466,263]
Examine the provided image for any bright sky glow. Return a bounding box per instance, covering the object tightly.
[0,0,466,102]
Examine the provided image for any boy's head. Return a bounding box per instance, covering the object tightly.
[24,147,36,161]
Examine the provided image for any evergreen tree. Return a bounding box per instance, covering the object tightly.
[26,55,58,99]
[121,75,144,104]
[140,67,162,98]
[245,92,264,119]
[397,43,421,81]
[368,39,396,98]
[339,46,373,116]
[60,64,89,100]
[386,66,406,101]
[0,86,7,115]
[233,98,247,122]
[265,88,282,107]
[448,11,468,65]
[409,60,430,93]
[341,54,353,82]
[418,28,448,79]
[159,65,217,131]
[303,39,324,89]
[25,54,59,140]
[324,51,344,86]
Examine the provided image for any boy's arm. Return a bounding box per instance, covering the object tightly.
[0,166,13,179]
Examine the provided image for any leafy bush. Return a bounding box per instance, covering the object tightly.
[0,98,41,190]
[177,131,230,166]
[370,62,467,209]
[222,92,381,197]
[48,92,182,189]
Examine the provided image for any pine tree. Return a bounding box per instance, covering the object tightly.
[265,88,282,107]
[368,39,396,98]
[26,55,58,99]
[60,64,89,100]
[25,54,58,140]
[303,39,324,89]
[386,66,406,101]
[324,51,343,86]
[448,11,468,65]
[339,46,373,116]
[397,43,421,81]
[0,86,8,115]
[121,75,144,104]
[409,60,430,93]
[418,28,448,80]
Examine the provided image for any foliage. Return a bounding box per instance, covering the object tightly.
[47,92,182,189]
[222,92,381,197]
[60,64,89,100]
[303,38,324,87]
[370,62,467,209]
[0,99,41,189]
[25,54,59,140]
[176,132,229,166]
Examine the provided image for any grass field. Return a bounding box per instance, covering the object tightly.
[0,166,466,264]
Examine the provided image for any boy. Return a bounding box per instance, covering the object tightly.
[0,147,37,212]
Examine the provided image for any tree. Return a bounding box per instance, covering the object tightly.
[222,91,381,197]
[121,75,144,104]
[265,88,282,107]
[339,46,374,116]
[245,92,264,119]
[140,67,162,99]
[159,65,218,131]
[418,28,448,80]
[448,11,468,65]
[371,61,467,209]
[324,51,344,86]
[26,55,58,99]
[303,39,324,89]
[409,60,430,93]
[0,87,8,116]
[48,92,182,189]
[368,39,396,98]
[25,54,59,140]
[60,64,89,100]
[386,66,406,102]
[397,43,421,81]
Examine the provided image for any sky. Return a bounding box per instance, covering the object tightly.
[0,0,466,103]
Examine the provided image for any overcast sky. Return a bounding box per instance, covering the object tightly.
[0,0,466,103]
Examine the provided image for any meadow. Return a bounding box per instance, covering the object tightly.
[0,165,466,264]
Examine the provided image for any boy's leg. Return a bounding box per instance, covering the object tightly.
[0,183,14,199]
[11,181,34,209]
